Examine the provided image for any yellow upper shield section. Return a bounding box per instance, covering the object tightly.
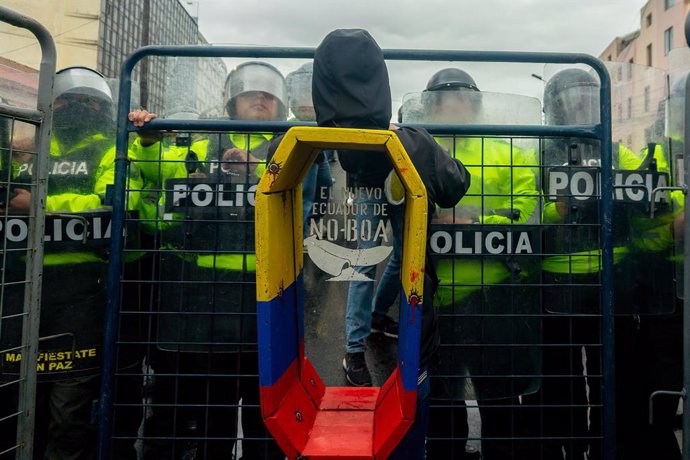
[255,126,428,304]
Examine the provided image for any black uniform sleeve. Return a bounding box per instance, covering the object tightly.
[431,141,470,208]
[396,128,470,209]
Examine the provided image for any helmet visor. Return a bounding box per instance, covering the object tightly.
[54,69,112,104]
[225,64,287,108]
[287,70,313,115]
[546,85,599,125]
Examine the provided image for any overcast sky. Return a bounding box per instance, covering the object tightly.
[185,0,648,110]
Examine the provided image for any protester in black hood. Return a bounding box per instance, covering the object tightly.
[308,28,470,459]
[313,28,391,130]
[313,28,394,190]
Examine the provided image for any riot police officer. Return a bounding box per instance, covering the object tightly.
[525,67,604,460]
[0,67,143,459]
[532,66,679,460]
[416,68,541,460]
[612,67,684,460]
[130,61,286,459]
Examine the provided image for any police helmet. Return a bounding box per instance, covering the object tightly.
[53,67,113,108]
[286,62,314,120]
[425,68,480,92]
[422,68,481,120]
[224,61,288,120]
[543,68,599,125]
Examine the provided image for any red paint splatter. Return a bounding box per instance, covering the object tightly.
[410,270,419,283]
[408,291,422,324]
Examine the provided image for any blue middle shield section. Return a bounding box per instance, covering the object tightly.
[397,286,423,392]
[257,271,305,387]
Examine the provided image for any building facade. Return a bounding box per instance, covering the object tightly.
[0,0,226,113]
[600,0,690,69]
[599,0,689,149]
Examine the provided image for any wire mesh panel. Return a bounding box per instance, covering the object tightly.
[0,106,40,460]
[102,47,617,460]
[113,127,284,459]
[398,90,547,458]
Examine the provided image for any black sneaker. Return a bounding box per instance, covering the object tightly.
[370,315,399,339]
[342,352,372,387]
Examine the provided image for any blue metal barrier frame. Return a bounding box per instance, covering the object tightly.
[100,45,614,459]
[0,6,55,460]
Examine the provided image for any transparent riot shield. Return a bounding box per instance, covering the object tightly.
[541,66,604,320]
[302,146,399,385]
[542,63,674,316]
[668,49,689,301]
[402,90,542,400]
[156,132,261,353]
[609,62,674,315]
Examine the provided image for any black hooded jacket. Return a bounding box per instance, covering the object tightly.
[312,29,472,367]
[313,29,392,187]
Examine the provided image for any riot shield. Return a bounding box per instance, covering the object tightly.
[403,89,542,400]
[542,63,674,315]
[156,132,261,353]
[667,49,689,300]
[609,61,676,315]
[302,146,399,385]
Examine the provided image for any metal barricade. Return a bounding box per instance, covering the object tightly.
[100,46,615,459]
[0,6,55,460]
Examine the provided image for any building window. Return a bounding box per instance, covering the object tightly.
[647,44,653,66]
[664,27,674,55]
[627,97,632,119]
[665,0,674,10]
[617,103,623,122]
[627,60,633,80]
[647,13,652,27]
[644,86,650,112]
[617,66,623,81]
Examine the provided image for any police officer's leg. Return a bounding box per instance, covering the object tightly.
[641,309,682,460]
[618,310,683,460]
[111,369,144,460]
[522,314,589,460]
[142,349,191,460]
[372,203,403,321]
[237,352,283,460]
[111,258,148,460]
[426,398,469,459]
[194,353,240,460]
[478,397,528,460]
[476,285,532,460]
[45,374,99,460]
[614,314,642,460]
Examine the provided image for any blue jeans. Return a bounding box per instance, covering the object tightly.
[389,371,431,459]
[373,203,403,318]
[345,191,393,352]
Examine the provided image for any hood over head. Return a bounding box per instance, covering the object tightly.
[313,29,392,129]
